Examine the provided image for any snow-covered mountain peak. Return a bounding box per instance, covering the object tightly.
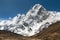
[0,4,60,37]
[26,4,47,16]
[32,4,42,10]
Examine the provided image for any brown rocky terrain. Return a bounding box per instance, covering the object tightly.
[0,21,60,40]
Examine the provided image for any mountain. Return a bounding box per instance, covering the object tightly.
[0,4,60,37]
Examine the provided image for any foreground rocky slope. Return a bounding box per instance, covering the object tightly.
[0,21,60,40]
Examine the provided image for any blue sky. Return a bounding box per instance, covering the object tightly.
[0,0,60,19]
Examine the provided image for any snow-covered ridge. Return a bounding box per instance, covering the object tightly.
[0,4,60,36]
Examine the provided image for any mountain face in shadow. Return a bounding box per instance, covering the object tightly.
[0,21,60,40]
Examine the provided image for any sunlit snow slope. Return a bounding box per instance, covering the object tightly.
[0,4,60,36]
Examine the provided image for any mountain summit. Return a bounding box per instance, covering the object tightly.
[0,4,60,36]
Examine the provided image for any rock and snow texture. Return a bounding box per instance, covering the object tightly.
[0,4,60,36]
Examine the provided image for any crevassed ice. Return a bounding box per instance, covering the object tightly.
[0,4,60,36]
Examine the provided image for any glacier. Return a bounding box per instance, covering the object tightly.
[0,4,60,36]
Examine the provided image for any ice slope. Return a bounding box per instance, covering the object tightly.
[0,4,60,36]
